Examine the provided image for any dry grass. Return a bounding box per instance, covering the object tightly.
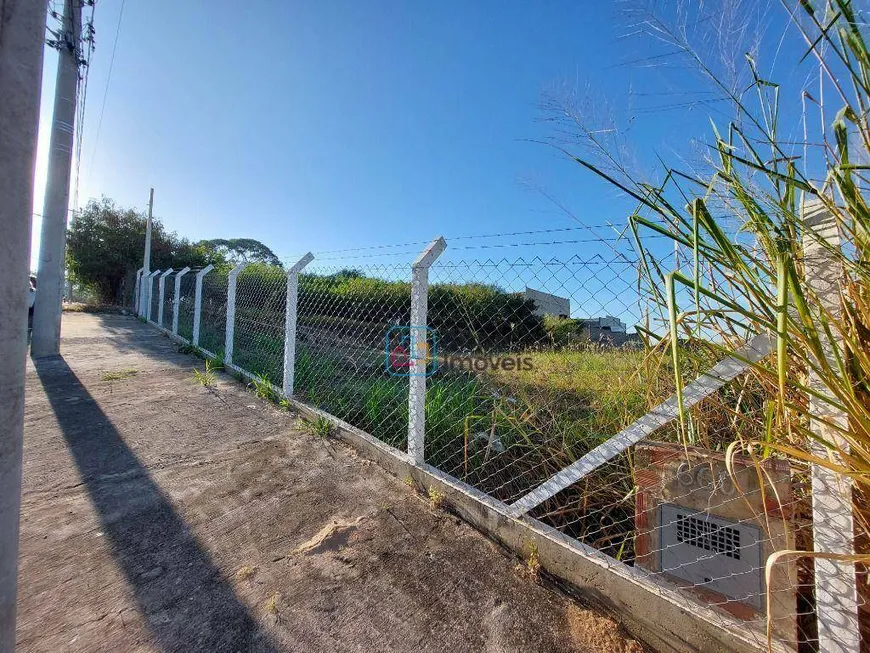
[63,303,126,314]
[100,369,138,382]
[265,592,280,615]
[427,486,446,510]
[515,541,541,583]
[235,565,257,581]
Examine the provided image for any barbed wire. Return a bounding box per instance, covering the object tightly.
[288,224,633,259]
[288,234,667,263]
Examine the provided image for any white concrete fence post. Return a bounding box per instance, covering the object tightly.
[283,253,314,397]
[407,237,447,464]
[172,267,191,335]
[192,264,214,347]
[134,268,143,314]
[146,270,161,322]
[138,273,145,317]
[156,268,173,327]
[224,263,248,367]
[802,198,860,652]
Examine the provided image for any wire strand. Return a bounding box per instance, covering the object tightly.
[85,0,125,186]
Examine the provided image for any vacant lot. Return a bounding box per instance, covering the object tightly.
[17,313,644,653]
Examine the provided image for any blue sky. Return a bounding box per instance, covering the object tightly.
[32,1,811,320]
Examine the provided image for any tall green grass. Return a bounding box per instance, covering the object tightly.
[551,1,870,641]
[566,0,870,491]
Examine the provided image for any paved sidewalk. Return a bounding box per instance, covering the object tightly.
[17,312,643,653]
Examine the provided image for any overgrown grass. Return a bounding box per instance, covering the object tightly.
[546,1,870,642]
[193,359,221,387]
[303,415,332,438]
[249,373,278,401]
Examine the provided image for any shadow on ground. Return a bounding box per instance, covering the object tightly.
[33,355,280,653]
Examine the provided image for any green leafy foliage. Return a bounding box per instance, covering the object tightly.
[551,2,870,496]
[298,271,544,351]
[197,238,281,267]
[67,198,216,304]
[67,199,283,306]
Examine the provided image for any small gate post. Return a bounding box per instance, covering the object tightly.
[173,267,191,335]
[283,253,314,397]
[224,263,248,367]
[134,268,143,314]
[407,237,447,464]
[192,264,214,347]
[157,268,173,327]
[802,198,860,652]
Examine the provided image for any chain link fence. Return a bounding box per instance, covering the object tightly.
[296,262,411,449]
[198,268,228,357]
[177,272,197,341]
[231,266,287,383]
[148,274,160,323]
[159,272,176,330]
[423,256,644,508]
[133,241,863,652]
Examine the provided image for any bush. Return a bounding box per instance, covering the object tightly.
[298,271,544,352]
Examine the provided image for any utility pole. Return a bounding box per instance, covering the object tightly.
[31,0,82,358]
[138,189,154,316]
[0,1,48,650]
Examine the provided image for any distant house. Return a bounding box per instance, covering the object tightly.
[576,316,626,337]
[522,287,570,318]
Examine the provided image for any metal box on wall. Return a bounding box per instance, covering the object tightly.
[634,442,798,647]
[659,503,765,609]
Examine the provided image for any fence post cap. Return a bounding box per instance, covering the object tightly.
[288,252,314,274]
[228,262,249,279]
[413,237,447,269]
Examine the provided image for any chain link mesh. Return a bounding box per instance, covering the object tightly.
[198,269,228,356]
[176,273,197,341]
[295,263,411,450]
[231,266,287,384]
[140,250,861,651]
[148,275,160,323]
[424,256,644,505]
[159,272,176,330]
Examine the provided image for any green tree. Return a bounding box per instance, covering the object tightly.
[197,238,282,267]
[66,197,215,304]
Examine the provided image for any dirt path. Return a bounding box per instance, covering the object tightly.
[17,312,644,653]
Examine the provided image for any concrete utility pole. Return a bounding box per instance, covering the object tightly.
[138,189,154,316]
[31,0,82,358]
[0,2,48,651]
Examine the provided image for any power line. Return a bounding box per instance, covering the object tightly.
[73,0,97,213]
[85,0,124,186]
[32,209,78,219]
